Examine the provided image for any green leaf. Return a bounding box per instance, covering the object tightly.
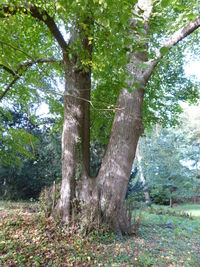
[160,46,169,56]
[161,0,173,8]
[42,15,47,20]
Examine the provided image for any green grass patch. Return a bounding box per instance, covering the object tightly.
[174,203,200,217]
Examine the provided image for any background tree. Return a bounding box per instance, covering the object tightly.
[178,103,200,173]
[0,106,36,166]
[0,107,62,200]
[139,105,200,205]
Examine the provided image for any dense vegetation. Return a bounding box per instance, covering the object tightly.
[0,110,62,200]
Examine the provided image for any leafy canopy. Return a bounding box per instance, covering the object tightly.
[0,0,200,149]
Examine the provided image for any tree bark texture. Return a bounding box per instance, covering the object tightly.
[96,88,144,233]
[91,0,153,233]
[55,59,91,222]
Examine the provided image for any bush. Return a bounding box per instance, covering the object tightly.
[150,185,170,205]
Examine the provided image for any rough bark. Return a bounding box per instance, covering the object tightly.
[53,18,92,222]
[96,88,144,233]
[55,0,153,233]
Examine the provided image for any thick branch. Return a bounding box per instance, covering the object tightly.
[0,3,67,51]
[161,17,200,53]
[0,57,58,101]
[143,17,200,84]
[0,57,58,76]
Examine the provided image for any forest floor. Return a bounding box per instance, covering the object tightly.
[0,201,200,267]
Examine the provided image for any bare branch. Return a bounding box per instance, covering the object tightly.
[0,3,68,52]
[26,85,123,112]
[143,17,200,84]
[0,57,59,76]
[0,57,59,101]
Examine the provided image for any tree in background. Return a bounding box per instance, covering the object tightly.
[178,104,200,175]
[0,106,37,166]
[0,0,200,233]
[0,108,62,200]
[139,105,200,205]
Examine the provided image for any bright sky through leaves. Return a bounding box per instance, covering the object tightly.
[185,60,200,80]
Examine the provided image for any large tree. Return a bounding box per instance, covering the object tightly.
[0,0,200,234]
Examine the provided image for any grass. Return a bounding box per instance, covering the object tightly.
[0,201,200,266]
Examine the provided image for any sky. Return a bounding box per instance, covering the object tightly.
[184,60,200,81]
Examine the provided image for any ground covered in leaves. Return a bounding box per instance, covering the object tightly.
[0,201,200,266]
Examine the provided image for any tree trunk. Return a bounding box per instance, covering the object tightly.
[170,197,173,208]
[53,0,154,233]
[92,1,153,233]
[54,1,153,233]
[54,58,91,222]
[95,87,144,233]
[54,63,145,233]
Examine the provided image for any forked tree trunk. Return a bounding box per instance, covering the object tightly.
[54,0,153,234]
[55,63,145,233]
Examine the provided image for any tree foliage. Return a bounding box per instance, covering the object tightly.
[0,0,199,141]
[0,109,61,200]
